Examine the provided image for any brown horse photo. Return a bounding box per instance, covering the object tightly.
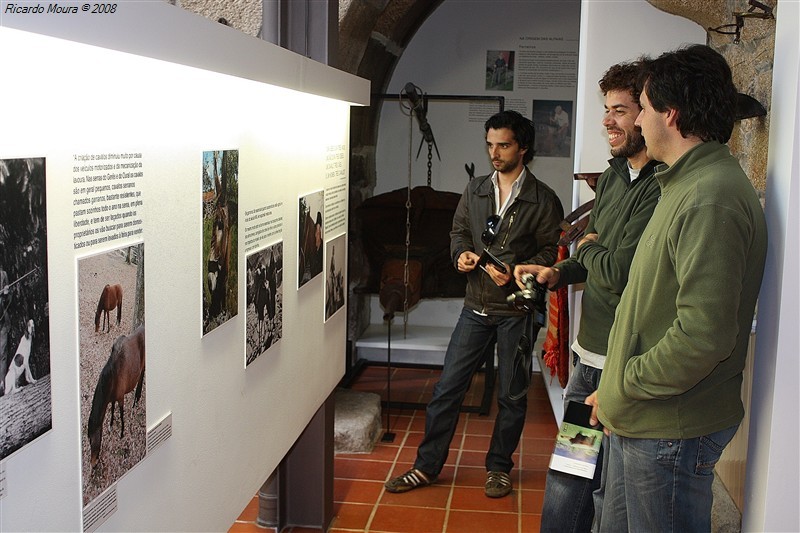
[94,284,122,333]
[78,245,146,506]
[87,324,145,468]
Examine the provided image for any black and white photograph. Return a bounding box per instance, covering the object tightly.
[245,242,283,366]
[202,149,239,336]
[324,234,345,322]
[78,244,146,506]
[0,157,52,462]
[297,190,324,289]
[532,99,573,158]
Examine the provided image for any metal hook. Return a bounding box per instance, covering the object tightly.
[708,0,774,44]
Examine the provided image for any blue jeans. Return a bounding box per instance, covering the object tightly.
[594,425,739,533]
[414,307,528,476]
[540,359,603,533]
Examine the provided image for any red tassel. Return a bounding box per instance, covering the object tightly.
[541,238,570,388]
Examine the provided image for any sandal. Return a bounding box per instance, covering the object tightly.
[384,468,436,493]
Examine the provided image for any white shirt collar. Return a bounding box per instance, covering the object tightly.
[491,168,526,217]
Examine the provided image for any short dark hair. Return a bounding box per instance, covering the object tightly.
[642,44,737,143]
[599,59,649,104]
[484,110,536,164]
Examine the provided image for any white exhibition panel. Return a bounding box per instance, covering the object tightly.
[376,0,581,207]
[0,4,367,531]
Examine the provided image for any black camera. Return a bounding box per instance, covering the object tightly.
[507,273,547,327]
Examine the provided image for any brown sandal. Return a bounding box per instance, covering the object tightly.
[384,468,436,493]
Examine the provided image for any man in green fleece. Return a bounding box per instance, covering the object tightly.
[515,59,660,533]
[587,45,768,532]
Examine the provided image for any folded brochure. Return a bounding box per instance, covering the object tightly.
[548,400,603,479]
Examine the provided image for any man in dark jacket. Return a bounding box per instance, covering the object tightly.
[515,60,660,532]
[385,110,563,499]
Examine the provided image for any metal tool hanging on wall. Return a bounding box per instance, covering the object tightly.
[401,82,441,187]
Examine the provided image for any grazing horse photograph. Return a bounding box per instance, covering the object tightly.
[202,149,239,335]
[0,157,52,463]
[94,283,122,333]
[245,242,283,366]
[87,324,145,469]
[78,244,146,506]
[297,190,324,289]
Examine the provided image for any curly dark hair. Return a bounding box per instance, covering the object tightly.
[641,44,737,144]
[598,59,649,104]
[484,110,536,164]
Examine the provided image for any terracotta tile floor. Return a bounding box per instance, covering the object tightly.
[230,365,558,533]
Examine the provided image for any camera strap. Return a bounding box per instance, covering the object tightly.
[509,313,538,401]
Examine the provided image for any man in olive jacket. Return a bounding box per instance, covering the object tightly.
[516,60,660,533]
[588,45,768,532]
[386,110,563,499]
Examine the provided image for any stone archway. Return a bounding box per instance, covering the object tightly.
[338,0,445,343]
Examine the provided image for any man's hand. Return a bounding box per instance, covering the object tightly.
[486,262,512,286]
[578,232,598,249]
[585,391,609,436]
[514,264,560,289]
[457,251,480,273]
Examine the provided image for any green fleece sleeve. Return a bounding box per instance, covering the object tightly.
[576,186,659,294]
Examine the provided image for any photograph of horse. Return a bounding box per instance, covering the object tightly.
[95,283,122,333]
[297,190,323,289]
[78,244,146,506]
[202,149,239,336]
[87,324,145,469]
[324,234,346,321]
[0,157,52,463]
[245,242,283,366]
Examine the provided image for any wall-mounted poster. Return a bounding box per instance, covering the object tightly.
[324,234,346,322]
[202,150,239,336]
[0,158,52,462]
[297,190,324,289]
[486,50,515,91]
[532,99,573,158]
[78,244,146,507]
[245,242,283,366]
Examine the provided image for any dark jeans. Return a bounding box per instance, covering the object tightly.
[540,359,603,533]
[414,307,528,476]
[595,425,739,532]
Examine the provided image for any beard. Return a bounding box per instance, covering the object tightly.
[611,129,646,159]
[492,157,521,174]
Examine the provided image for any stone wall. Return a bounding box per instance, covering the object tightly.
[168,0,263,37]
[649,0,777,196]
